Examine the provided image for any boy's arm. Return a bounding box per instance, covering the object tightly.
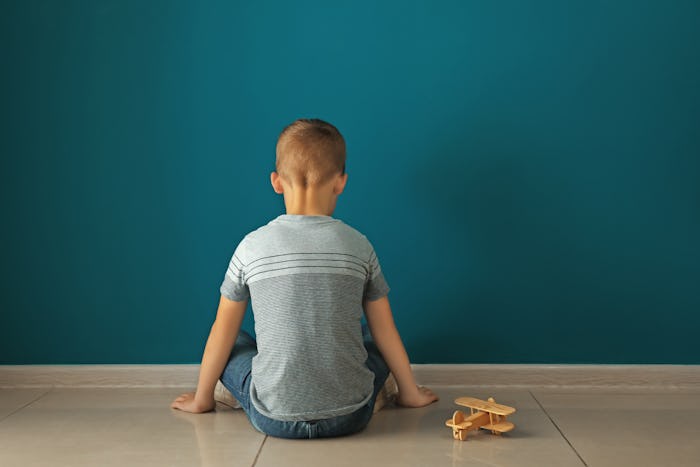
[364,296,438,408]
[171,294,247,413]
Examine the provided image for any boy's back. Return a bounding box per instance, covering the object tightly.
[171,118,437,439]
[220,214,390,421]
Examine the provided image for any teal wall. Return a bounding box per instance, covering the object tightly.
[2,1,698,364]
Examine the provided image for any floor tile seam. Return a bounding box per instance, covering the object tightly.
[0,386,54,423]
[528,390,589,467]
[426,384,700,390]
[251,435,268,467]
[0,384,194,389]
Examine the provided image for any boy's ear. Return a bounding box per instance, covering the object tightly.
[334,173,348,195]
[270,171,284,194]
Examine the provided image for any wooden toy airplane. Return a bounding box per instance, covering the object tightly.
[445,397,516,441]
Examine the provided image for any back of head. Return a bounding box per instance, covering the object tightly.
[276,118,346,187]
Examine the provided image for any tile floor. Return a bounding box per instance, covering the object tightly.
[1,386,699,466]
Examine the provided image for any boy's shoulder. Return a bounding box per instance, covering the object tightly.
[247,214,369,237]
[236,215,375,259]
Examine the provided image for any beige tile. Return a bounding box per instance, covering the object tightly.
[0,388,51,420]
[533,390,700,467]
[534,386,700,396]
[9,386,695,467]
[255,387,584,467]
[0,388,264,467]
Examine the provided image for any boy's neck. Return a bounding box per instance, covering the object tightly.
[272,170,346,217]
[283,186,337,217]
[285,210,333,216]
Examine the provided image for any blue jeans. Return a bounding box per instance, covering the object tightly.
[219,325,390,439]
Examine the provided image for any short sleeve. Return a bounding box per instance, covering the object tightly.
[219,241,250,302]
[364,244,390,301]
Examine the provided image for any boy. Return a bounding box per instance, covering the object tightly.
[171,118,437,438]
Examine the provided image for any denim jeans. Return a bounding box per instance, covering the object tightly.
[219,325,390,439]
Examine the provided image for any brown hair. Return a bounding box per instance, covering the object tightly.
[275,118,346,187]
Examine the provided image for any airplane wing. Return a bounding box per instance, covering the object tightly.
[454,397,516,416]
[481,421,515,433]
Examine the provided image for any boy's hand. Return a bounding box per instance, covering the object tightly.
[170,392,216,414]
[397,385,439,408]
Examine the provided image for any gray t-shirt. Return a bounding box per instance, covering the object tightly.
[220,214,390,421]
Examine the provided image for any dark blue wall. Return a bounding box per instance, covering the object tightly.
[2,1,698,364]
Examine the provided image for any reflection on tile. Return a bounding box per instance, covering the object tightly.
[255,387,584,467]
[0,388,264,467]
[0,388,51,420]
[534,391,700,467]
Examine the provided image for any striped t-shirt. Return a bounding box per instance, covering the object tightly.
[219,214,390,421]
